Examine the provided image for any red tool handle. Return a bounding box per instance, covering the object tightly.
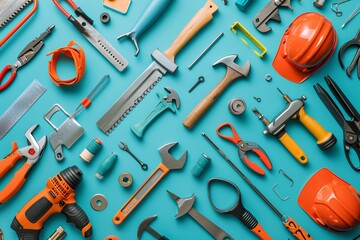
[0,162,31,204]
[0,65,17,91]
[52,0,79,18]
[243,156,266,175]
[251,223,272,240]
[253,148,272,169]
[216,122,242,144]
[0,142,21,178]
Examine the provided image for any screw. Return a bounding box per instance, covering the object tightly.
[253,96,261,102]
[188,76,205,93]
[119,141,148,170]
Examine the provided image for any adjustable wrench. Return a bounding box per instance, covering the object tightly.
[167,191,234,240]
[113,142,187,225]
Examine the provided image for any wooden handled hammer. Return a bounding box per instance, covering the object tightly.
[183,54,250,129]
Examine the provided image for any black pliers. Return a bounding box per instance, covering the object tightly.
[338,28,360,79]
[314,75,360,171]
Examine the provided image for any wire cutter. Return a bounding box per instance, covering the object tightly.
[216,122,272,175]
[338,28,360,79]
[0,24,55,91]
[314,75,360,171]
[0,124,46,204]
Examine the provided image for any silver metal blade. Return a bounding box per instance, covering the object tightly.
[0,0,33,28]
[97,61,167,134]
[76,15,128,72]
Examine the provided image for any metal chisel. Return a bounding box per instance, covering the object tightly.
[97,0,218,135]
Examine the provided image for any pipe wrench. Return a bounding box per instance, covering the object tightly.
[253,0,300,33]
[0,124,46,204]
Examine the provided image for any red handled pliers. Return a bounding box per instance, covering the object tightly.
[216,122,272,175]
[0,25,55,91]
[0,125,46,204]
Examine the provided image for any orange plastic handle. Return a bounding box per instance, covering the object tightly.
[0,65,17,91]
[283,217,313,240]
[0,162,31,204]
[216,122,242,144]
[251,223,272,240]
[0,142,21,178]
[243,156,266,175]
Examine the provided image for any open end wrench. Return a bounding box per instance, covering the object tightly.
[167,191,234,240]
[113,142,187,225]
[119,141,148,170]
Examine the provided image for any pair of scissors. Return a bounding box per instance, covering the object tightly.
[216,122,272,175]
[314,75,360,171]
[207,178,272,240]
[338,29,360,79]
[0,25,54,91]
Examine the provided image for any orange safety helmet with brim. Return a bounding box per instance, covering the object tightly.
[273,12,338,83]
[298,168,360,232]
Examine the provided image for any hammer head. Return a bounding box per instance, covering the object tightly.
[137,215,157,240]
[213,54,250,78]
[164,87,180,109]
[159,142,187,170]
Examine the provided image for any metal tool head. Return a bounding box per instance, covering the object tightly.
[137,215,161,240]
[164,87,180,109]
[167,190,195,218]
[17,24,55,66]
[18,124,47,162]
[213,54,250,77]
[117,31,140,57]
[158,142,187,170]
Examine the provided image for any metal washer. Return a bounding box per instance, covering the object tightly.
[90,194,108,211]
[228,98,246,115]
[119,172,133,187]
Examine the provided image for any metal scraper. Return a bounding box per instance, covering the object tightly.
[0,80,46,140]
[0,0,33,28]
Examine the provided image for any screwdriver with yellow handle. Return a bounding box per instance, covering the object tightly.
[252,88,336,164]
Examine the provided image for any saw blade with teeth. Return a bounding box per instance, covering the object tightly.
[97,61,167,135]
[0,0,33,28]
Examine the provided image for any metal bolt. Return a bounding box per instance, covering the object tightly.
[188,76,205,93]
[253,96,261,102]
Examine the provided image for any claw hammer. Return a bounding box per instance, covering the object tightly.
[183,54,250,129]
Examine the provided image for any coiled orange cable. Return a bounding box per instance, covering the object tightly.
[46,40,86,86]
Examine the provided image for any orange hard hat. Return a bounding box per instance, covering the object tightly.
[273,12,337,83]
[298,168,360,232]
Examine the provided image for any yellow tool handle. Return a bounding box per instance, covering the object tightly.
[283,217,313,240]
[278,131,308,164]
[163,0,218,62]
[297,108,333,146]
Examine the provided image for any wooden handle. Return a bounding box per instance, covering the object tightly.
[163,0,218,62]
[183,69,242,129]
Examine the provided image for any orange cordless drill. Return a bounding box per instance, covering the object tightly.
[11,166,92,239]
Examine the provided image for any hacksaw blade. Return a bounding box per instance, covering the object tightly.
[0,0,33,28]
[0,80,46,140]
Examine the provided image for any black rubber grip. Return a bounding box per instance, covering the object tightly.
[25,197,52,223]
[11,217,41,240]
[62,204,92,238]
[75,7,94,25]
[240,210,258,230]
[68,15,86,33]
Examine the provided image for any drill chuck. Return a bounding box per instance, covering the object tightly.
[60,165,83,189]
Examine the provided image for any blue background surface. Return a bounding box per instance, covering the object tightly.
[0,0,360,239]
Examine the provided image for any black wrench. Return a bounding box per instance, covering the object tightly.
[119,141,148,170]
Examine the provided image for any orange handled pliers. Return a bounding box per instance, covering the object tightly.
[0,124,46,204]
[216,122,272,175]
[0,25,55,91]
